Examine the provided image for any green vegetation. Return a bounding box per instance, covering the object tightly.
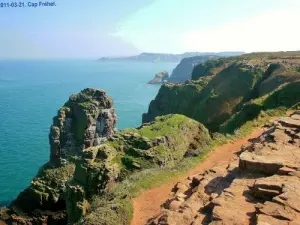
[83,105,287,225]
[67,114,211,223]
[143,51,300,133]
[9,52,300,225]
[221,81,300,133]
[36,162,76,185]
[84,194,133,225]
[191,58,228,80]
[14,163,76,212]
[139,114,195,138]
[105,114,211,173]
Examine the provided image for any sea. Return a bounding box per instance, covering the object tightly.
[0,59,177,205]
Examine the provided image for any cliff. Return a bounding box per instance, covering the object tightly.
[98,52,243,63]
[167,55,220,83]
[150,111,300,224]
[2,51,300,225]
[148,71,169,84]
[0,89,211,224]
[143,52,300,132]
[0,88,117,224]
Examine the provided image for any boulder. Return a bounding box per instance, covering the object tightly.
[239,120,300,175]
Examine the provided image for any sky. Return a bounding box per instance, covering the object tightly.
[0,0,300,59]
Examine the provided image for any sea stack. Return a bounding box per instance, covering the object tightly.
[50,88,117,163]
[0,88,117,224]
[148,71,169,84]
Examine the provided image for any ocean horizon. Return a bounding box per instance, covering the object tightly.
[0,59,177,205]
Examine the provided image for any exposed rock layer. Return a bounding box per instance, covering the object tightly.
[78,114,212,224]
[0,88,117,225]
[50,88,117,162]
[0,89,212,225]
[150,111,300,225]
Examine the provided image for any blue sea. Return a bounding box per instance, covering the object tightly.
[0,60,177,205]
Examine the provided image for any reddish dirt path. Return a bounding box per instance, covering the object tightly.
[131,128,264,225]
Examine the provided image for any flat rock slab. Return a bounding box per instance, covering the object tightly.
[239,145,300,174]
[279,117,300,128]
[149,113,300,225]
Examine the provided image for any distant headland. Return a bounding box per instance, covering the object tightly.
[98,52,244,63]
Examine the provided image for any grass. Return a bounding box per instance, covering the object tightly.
[85,107,288,225]
[104,114,211,175]
[84,52,300,224]
[36,162,76,186]
[138,114,194,139]
[220,81,300,134]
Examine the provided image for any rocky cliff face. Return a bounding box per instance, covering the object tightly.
[50,88,117,162]
[148,71,169,84]
[151,111,300,225]
[0,88,117,225]
[167,55,220,83]
[0,89,212,224]
[143,52,300,132]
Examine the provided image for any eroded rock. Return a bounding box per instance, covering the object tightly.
[150,111,300,225]
[50,88,117,162]
[0,88,117,225]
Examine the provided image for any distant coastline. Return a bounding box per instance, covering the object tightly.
[98,51,244,63]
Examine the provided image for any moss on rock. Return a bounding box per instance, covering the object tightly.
[64,114,211,223]
[13,163,75,214]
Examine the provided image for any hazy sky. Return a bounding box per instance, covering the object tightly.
[1,0,299,59]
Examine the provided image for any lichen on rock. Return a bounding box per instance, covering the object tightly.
[0,88,213,225]
[0,88,117,225]
[50,88,117,162]
[65,114,212,223]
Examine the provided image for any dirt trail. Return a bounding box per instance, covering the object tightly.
[131,128,264,225]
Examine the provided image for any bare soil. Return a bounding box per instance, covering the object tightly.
[131,128,264,225]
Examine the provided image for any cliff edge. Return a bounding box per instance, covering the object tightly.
[167,55,220,83]
[151,111,300,224]
[0,88,117,224]
[0,89,211,225]
[143,52,300,132]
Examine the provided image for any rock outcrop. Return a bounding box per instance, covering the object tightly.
[0,88,117,225]
[167,55,220,83]
[74,114,212,224]
[50,88,117,162]
[143,52,300,132]
[150,111,300,225]
[0,88,212,224]
[148,71,169,84]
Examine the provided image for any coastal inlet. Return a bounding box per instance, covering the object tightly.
[0,1,56,8]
